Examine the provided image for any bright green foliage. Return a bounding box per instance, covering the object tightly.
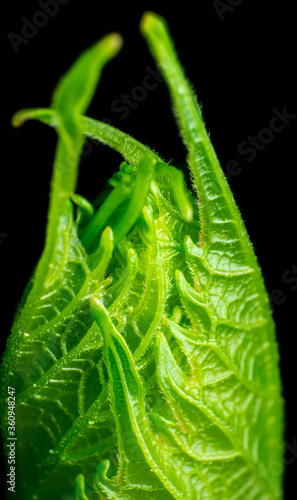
[1,12,283,500]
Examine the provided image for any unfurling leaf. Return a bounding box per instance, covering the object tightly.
[1,12,283,500]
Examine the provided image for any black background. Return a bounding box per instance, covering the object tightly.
[1,1,296,498]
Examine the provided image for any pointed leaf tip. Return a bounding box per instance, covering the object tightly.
[52,33,123,125]
[140,11,159,30]
[102,32,123,56]
[140,11,167,35]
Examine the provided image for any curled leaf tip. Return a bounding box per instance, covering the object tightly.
[11,111,24,128]
[11,108,57,128]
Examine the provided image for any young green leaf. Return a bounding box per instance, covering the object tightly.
[1,11,283,500]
